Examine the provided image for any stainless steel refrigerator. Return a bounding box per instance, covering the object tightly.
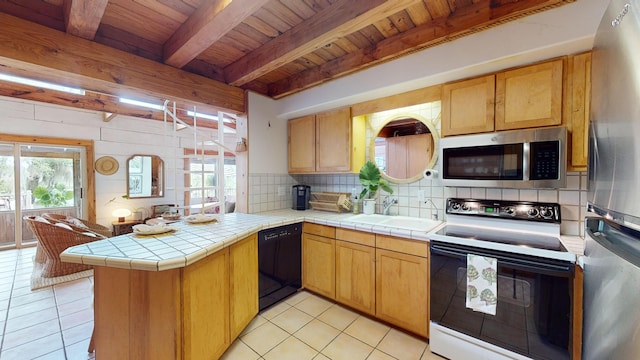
[584,0,640,359]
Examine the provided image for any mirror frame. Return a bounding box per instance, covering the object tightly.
[126,154,164,198]
[369,113,439,184]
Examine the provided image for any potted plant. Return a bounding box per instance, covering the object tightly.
[358,161,393,215]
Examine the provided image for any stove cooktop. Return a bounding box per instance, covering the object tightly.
[431,198,574,262]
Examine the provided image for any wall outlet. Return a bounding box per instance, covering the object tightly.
[417,190,426,202]
[277,186,285,196]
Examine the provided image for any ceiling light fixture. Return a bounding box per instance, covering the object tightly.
[119,97,164,111]
[0,73,85,95]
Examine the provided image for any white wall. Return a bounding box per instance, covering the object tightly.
[0,96,236,226]
[247,91,288,173]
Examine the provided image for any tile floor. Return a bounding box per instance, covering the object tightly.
[0,247,445,360]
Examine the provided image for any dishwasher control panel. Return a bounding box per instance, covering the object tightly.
[446,198,561,223]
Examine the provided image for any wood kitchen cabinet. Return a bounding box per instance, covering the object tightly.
[385,133,433,179]
[441,74,496,136]
[495,58,564,131]
[565,51,591,171]
[288,107,365,174]
[229,234,258,340]
[302,223,336,299]
[375,235,429,338]
[442,59,564,136]
[335,228,376,315]
[93,234,258,360]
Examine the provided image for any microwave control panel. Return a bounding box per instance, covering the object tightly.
[529,140,560,180]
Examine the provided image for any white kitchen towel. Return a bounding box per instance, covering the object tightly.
[466,254,498,315]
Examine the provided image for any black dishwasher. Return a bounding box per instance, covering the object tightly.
[258,223,302,310]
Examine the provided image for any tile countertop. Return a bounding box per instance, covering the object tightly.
[61,210,584,272]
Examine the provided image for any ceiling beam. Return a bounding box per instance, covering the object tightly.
[268,0,568,98]
[0,12,245,114]
[224,0,422,86]
[164,0,270,68]
[63,0,109,40]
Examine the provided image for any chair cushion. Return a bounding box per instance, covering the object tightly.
[66,217,88,228]
[54,222,73,230]
[33,216,50,224]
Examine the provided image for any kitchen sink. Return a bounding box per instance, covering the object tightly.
[346,214,441,232]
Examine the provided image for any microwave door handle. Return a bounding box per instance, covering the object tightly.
[523,142,530,180]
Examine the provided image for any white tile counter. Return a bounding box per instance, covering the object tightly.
[61,209,583,272]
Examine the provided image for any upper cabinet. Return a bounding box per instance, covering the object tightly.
[441,75,495,137]
[288,107,365,174]
[441,59,564,136]
[565,52,591,171]
[495,59,564,131]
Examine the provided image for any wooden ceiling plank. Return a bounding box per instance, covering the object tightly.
[63,0,109,40]
[244,15,281,38]
[163,0,271,68]
[225,0,423,86]
[405,2,433,25]
[0,13,245,114]
[0,0,65,31]
[268,0,566,97]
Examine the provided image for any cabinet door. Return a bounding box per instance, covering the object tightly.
[302,233,335,299]
[442,75,495,136]
[406,133,432,178]
[335,240,376,315]
[229,234,258,340]
[288,115,316,173]
[183,248,230,360]
[376,248,428,337]
[495,59,563,130]
[567,52,591,170]
[385,136,406,179]
[316,107,352,172]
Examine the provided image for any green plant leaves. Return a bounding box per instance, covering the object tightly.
[359,161,393,199]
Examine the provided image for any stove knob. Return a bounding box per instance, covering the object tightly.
[504,207,515,215]
[528,208,539,217]
[461,203,470,211]
[451,202,461,211]
[541,208,554,218]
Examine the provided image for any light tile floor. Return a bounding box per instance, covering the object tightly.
[0,247,445,360]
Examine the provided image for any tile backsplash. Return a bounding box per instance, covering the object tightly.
[249,171,587,237]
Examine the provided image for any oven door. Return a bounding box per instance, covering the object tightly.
[430,241,573,360]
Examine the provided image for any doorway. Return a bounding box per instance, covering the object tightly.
[0,135,94,249]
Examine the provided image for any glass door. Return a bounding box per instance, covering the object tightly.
[20,144,85,246]
[0,141,86,249]
[0,144,15,248]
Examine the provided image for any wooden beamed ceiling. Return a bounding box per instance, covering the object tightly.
[0,0,574,120]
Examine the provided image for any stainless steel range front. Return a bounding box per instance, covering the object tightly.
[429,198,576,360]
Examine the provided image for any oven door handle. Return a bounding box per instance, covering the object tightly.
[430,242,573,276]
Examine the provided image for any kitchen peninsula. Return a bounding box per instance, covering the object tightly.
[61,211,582,359]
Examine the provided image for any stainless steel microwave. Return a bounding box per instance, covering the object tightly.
[439,127,567,189]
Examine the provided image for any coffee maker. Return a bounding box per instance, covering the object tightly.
[291,185,311,210]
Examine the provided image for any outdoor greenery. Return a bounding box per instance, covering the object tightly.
[33,184,73,207]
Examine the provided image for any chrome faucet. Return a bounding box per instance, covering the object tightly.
[425,198,439,220]
[382,196,398,215]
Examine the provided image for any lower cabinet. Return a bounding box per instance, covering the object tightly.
[375,248,429,338]
[229,234,259,340]
[302,223,430,338]
[93,234,258,360]
[302,227,336,299]
[335,240,376,315]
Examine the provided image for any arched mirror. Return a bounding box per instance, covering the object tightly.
[126,155,164,198]
[370,113,439,183]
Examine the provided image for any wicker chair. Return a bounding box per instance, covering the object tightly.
[42,213,113,238]
[24,216,105,277]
